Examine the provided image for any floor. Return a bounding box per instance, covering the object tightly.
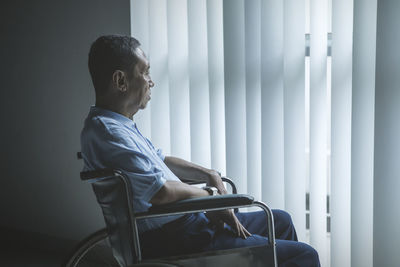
[0,227,76,267]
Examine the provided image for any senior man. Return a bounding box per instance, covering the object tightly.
[80,35,320,266]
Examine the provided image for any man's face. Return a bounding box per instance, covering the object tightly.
[126,48,154,111]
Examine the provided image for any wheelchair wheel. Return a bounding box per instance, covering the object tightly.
[65,229,179,267]
[64,228,119,267]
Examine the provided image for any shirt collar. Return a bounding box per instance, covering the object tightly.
[89,106,135,127]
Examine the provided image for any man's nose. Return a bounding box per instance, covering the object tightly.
[149,79,154,88]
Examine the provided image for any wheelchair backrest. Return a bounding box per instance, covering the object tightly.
[82,169,137,266]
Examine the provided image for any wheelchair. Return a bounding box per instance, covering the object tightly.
[64,153,277,267]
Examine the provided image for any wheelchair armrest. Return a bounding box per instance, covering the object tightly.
[134,194,276,262]
[81,170,237,194]
[80,168,120,181]
[135,194,253,219]
[221,177,237,194]
[181,177,237,195]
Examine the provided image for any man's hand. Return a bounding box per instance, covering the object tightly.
[205,209,251,239]
[207,170,228,195]
[164,157,229,195]
[150,181,209,205]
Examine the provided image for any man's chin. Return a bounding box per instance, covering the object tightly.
[139,101,149,110]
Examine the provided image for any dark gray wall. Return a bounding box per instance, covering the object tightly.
[374,0,400,266]
[0,0,130,240]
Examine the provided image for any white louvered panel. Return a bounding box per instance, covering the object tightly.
[223,0,247,193]
[283,0,306,242]
[309,0,328,265]
[207,0,226,175]
[130,0,151,138]
[188,0,211,168]
[148,0,171,154]
[167,0,191,161]
[245,0,262,200]
[260,0,285,209]
[330,0,353,266]
[351,1,377,266]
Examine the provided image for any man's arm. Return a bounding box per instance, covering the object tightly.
[162,156,251,239]
[149,179,251,239]
[163,156,227,195]
[150,180,209,205]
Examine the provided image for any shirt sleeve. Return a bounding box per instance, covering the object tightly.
[144,136,165,161]
[98,127,166,210]
[156,148,165,161]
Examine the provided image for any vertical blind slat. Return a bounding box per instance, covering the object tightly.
[223,0,247,192]
[148,0,171,154]
[245,0,262,200]
[130,0,151,138]
[374,2,400,265]
[351,1,376,267]
[167,0,191,161]
[207,0,226,175]
[283,0,306,242]
[261,0,284,209]
[331,0,353,266]
[188,0,212,168]
[309,0,328,265]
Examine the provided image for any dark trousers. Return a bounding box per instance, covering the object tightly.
[140,210,320,267]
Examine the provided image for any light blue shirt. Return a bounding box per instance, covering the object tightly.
[80,106,183,233]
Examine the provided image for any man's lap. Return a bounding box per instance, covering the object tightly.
[140,209,319,266]
[205,229,317,265]
[207,210,319,266]
[206,210,295,250]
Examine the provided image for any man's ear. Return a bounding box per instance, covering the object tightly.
[112,70,127,92]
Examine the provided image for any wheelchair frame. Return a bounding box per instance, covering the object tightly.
[65,160,277,266]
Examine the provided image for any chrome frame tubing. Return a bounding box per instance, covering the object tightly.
[106,171,276,267]
[132,200,277,267]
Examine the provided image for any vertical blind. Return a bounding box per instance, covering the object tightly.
[283,0,306,243]
[148,0,171,155]
[331,0,353,266]
[309,0,328,265]
[260,0,285,213]
[188,0,212,168]
[223,0,248,193]
[351,1,377,267]
[245,0,262,203]
[206,0,226,176]
[130,0,377,266]
[167,0,191,161]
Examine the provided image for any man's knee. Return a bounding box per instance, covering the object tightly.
[296,242,320,266]
[277,241,320,267]
[273,209,294,227]
[304,244,320,266]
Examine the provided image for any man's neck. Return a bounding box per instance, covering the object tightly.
[95,100,137,119]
